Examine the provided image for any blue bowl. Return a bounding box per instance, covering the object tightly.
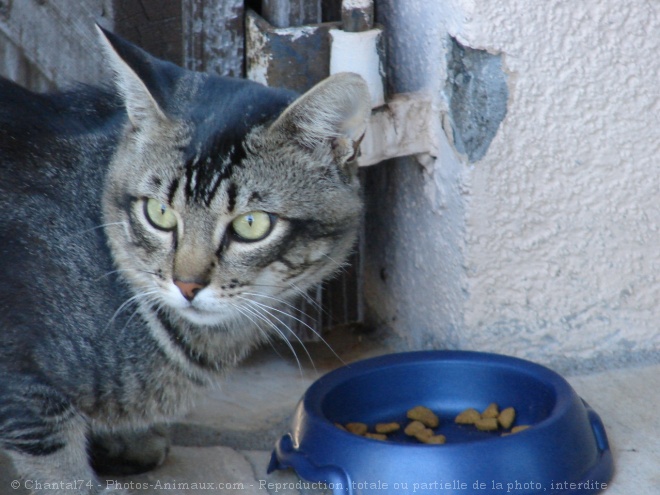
[269,351,613,494]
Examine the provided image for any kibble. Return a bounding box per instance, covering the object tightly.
[511,425,530,434]
[407,405,440,428]
[481,402,500,419]
[413,427,434,442]
[423,434,447,445]
[475,417,499,431]
[498,407,516,429]
[404,420,427,437]
[345,422,368,436]
[375,422,401,434]
[339,402,530,445]
[454,408,481,425]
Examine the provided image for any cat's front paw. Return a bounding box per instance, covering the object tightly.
[89,425,170,476]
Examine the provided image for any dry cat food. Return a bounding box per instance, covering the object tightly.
[406,405,440,428]
[337,402,530,444]
[403,419,446,444]
[337,405,445,445]
[454,403,530,436]
[503,425,530,436]
[364,432,388,440]
[375,422,401,434]
[344,422,368,435]
[454,407,481,424]
[498,406,516,429]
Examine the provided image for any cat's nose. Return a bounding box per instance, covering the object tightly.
[174,280,206,301]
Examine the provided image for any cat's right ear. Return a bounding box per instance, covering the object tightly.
[96,25,167,129]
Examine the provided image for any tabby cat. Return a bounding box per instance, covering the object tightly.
[0,27,370,494]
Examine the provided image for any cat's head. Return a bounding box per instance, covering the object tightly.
[98,27,371,330]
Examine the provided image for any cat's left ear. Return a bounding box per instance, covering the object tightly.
[96,25,169,129]
[268,73,371,173]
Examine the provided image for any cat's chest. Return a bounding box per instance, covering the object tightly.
[80,352,205,425]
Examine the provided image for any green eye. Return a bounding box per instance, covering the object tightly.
[231,211,273,242]
[144,198,178,231]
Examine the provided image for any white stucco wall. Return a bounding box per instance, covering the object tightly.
[365,0,660,371]
[459,1,660,368]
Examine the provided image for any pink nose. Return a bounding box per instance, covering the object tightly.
[174,280,205,301]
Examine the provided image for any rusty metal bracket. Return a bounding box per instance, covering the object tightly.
[358,92,437,166]
[246,9,340,93]
[246,7,435,168]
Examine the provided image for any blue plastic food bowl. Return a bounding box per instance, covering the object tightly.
[269,351,613,495]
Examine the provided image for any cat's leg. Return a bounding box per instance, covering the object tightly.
[0,379,124,495]
[7,440,126,495]
[88,424,170,476]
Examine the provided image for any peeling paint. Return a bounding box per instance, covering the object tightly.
[245,13,271,86]
[278,25,317,42]
[445,36,508,162]
[245,10,338,93]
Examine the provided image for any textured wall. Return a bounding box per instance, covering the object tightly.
[459,1,660,368]
[365,0,660,371]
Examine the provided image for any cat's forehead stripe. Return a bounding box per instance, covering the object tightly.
[182,138,246,207]
[167,177,179,205]
[226,182,237,213]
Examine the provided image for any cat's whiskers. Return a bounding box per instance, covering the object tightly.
[226,303,290,361]
[321,253,350,272]
[242,291,316,321]
[237,296,318,374]
[95,268,160,282]
[242,291,345,366]
[228,303,267,336]
[120,292,160,332]
[289,283,327,315]
[66,221,128,240]
[242,281,337,342]
[247,282,328,318]
[105,289,161,331]
[234,300,305,374]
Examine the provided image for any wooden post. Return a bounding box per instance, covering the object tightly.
[113,0,185,66]
[262,0,322,28]
[0,0,114,90]
[114,0,245,78]
[182,0,245,77]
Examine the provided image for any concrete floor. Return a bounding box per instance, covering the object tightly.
[1,330,658,494]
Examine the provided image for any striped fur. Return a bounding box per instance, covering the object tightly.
[0,27,370,494]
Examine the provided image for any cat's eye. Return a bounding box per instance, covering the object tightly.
[231,211,274,242]
[144,198,178,231]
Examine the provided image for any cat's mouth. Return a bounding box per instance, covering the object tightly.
[158,284,233,327]
[177,305,226,326]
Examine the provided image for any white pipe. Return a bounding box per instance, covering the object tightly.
[329,28,385,109]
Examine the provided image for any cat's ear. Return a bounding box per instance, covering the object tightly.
[95,25,168,129]
[268,73,371,172]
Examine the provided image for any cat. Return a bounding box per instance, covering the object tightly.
[0,26,370,494]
